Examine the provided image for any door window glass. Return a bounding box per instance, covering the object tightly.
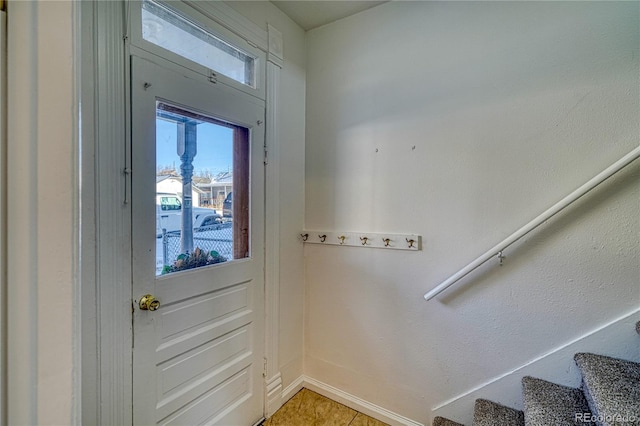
[155,102,250,276]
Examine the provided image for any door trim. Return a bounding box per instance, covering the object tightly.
[83,1,133,424]
[264,59,283,417]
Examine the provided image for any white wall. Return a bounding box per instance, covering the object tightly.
[305,2,639,424]
[224,1,307,396]
[7,1,77,424]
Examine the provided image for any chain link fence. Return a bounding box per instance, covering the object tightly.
[158,223,233,275]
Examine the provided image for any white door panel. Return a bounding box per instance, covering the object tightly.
[156,259,254,304]
[132,56,265,426]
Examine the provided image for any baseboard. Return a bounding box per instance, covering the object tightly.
[265,373,284,417]
[302,376,424,426]
[280,375,305,405]
[432,308,640,425]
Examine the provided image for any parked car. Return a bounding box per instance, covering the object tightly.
[223,192,232,217]
[156,193,221,237]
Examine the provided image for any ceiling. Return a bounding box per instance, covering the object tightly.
[271,1,389,31]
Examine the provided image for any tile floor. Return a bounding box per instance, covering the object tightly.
[262,388,389,426]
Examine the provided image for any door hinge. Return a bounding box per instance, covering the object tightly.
[263,358,267,377]
[209,70,218,84]
[264,145,268,166]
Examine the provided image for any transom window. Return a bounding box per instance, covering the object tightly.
[142,0,256,87]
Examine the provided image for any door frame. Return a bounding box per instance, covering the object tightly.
[80,1,285,423]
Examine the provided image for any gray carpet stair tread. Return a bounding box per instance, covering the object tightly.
[574,353,640,424]
[473,399,524,426]
[433,416,464,426]
[522,376,595,425]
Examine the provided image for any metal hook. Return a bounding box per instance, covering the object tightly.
[300,233,309,242]
[143,82,152,90]
[382,238,391,247]
[338,235,346,245]
[497,251,505,266]
[319,235,327,243]
[406,238,416,248]
[360,236,369,245]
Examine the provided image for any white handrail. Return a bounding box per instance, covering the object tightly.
[424,145,640,301]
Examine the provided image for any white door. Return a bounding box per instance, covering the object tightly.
[131,56,265,426]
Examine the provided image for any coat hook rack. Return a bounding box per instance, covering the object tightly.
[301,231,421,251]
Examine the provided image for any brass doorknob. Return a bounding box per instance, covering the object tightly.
[139,294,160,311]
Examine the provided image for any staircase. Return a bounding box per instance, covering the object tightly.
[433,322,640,426]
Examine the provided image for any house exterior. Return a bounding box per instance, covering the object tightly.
[156,174,205,207]
[196,171,233,210]
[1,1,638,425]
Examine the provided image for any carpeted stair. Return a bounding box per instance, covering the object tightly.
[575,353,640,425]
[473,399,524,426]
[433,416,464,426]
[433,322,640,425]
[522,376,595,425]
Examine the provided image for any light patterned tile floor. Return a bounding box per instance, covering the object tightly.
[263,388,389,426]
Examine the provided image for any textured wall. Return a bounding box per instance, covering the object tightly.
[304,2,639,424]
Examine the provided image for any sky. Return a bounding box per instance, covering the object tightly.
[156,118,233,177]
